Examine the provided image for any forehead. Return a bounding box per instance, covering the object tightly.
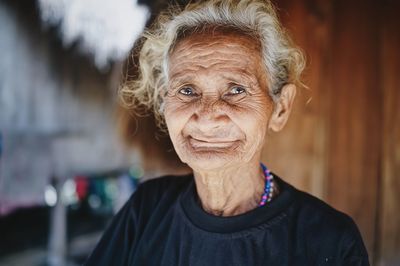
[168,29,266,82]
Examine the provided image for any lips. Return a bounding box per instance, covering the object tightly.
[188,136,239,149]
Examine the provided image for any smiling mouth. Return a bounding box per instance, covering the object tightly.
[188,136,239,149]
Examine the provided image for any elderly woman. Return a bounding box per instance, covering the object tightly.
[85,0,369,265]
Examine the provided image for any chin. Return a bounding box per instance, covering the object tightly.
[185,155,237,171]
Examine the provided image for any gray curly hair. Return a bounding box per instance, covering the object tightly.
[119,0,306,128]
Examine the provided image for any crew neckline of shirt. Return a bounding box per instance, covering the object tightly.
[179,173,296,234]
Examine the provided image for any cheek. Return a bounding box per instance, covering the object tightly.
[164,100,192,138]
[230,97,273,142]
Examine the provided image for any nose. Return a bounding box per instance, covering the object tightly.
[190,97,230,133]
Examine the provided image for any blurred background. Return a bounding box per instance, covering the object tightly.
[0,0,398,265]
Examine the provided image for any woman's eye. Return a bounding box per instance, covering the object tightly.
[229,86,246,95]
[178,87,196,96]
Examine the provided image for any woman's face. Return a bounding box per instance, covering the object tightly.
[164,31,275,171]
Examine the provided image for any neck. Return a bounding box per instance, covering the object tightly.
[193,160,265,216]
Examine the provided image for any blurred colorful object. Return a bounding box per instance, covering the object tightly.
[55,170,138,214]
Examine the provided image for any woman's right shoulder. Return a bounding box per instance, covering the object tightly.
[84,174,193,265]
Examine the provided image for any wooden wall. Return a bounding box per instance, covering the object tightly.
[264,0,399,265]
[118,0,400,265]
[377,1,400,265]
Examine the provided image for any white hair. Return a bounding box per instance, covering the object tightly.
[120,0,305,128]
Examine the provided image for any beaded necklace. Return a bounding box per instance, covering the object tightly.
[258,163,274,206]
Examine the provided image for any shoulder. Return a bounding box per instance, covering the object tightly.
[84,174,193,266]
[286,183,369,264]
[294,188,357,232]
[276,177,358,233]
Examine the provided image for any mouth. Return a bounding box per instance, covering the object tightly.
[188,136,240,150]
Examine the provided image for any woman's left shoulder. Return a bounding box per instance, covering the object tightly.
[289,188,369,264]
[293,188,359,233]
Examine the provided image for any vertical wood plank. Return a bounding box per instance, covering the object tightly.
[378,0,400,265]
[265,0,333,198]
[327,0,380,259]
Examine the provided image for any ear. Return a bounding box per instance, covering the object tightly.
[268,84,296,132]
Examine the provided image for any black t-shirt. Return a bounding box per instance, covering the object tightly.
[84,174,369,266]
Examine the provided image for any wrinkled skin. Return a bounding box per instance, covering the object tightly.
[164,30,296,216]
